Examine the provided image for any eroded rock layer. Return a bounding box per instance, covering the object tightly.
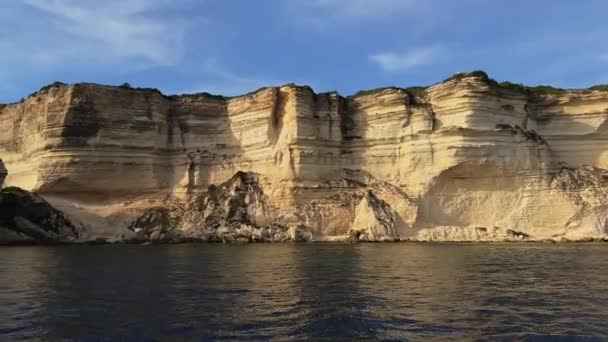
[2,72,608,242]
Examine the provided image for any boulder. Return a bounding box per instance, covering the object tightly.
[0,188,78,244]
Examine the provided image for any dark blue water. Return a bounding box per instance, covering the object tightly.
[1,243,607,341]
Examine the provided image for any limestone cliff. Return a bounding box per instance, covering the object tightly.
[2,71,608,242]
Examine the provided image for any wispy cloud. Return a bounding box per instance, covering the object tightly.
[2,0,193,70]
[370,46,445,72]
[494,27,608,86]
[172,59,321,96]
[173,59,285,96]
[285,0,429,29]
[308,0,418,20]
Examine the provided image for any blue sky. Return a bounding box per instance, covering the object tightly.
[1,0,607,102]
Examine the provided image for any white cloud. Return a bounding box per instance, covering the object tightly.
[3,0,192,70]
[172,59,320,97]
[370,46,445,72]
[172,59,285,96]
[285,0,428,29]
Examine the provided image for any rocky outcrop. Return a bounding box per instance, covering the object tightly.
[128,171,396,242]
[349,191,397,242]
[128,171,296,242]
[2,71,608,242]
[0,187,78,244]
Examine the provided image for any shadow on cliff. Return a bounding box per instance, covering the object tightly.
[168,93,246,192]
[339,93,419,236]
[529,98,605,168]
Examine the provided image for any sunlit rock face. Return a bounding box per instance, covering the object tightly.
[2,72,608,242]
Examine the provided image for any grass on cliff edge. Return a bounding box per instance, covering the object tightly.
[2,186,25,194]
[12,72,608,106]
[589,84,608,91]
[349,70,577,99]
[350,86,429,98]
[444,70,568,95]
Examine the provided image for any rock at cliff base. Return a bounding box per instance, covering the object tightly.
[0,187,78,244]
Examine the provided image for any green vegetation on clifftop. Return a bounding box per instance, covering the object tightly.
[497,81,566,95]
[589,85,608,91]
[350,86,403,98]
[443,70,567,95]
[2,186,25,194]
[443,70,493,84]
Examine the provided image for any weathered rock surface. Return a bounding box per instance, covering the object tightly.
[2,71,608,242]
[0,188,78,244]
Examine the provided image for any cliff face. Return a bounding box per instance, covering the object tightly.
[2,72,608,242]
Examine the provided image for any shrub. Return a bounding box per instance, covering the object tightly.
[23,81,67,100]
[405,86,428,95]
[443,70,492,84]
[589,84,608,91]
[350,86,401,98]
[498,81,527,92]
[2,186,25,193]
[176,92,226,100]
[497,81,565,95]
[39,81,67,92]
[527,85,566,95]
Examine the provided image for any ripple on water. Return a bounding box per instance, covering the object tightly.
[0,243,607,340]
